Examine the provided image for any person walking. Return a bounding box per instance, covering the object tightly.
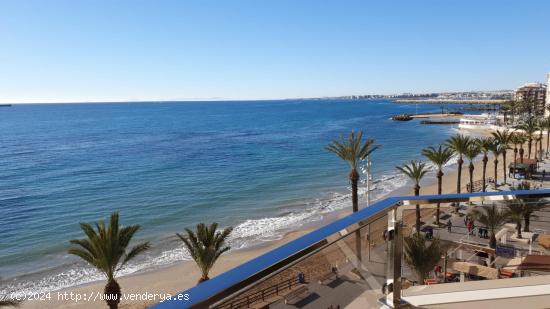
[447,220,452,233]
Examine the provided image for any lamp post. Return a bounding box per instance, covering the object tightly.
[361,155,373,207]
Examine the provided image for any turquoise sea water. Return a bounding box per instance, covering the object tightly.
[0,100,462,294]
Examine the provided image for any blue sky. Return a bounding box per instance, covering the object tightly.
[1,0,549,103]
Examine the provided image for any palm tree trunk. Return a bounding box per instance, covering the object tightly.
[528,139,532,158]
[540,132,543,160]
[199,275,210,283]
[524,213,531,232]
[468,162,474,193]
[104,279,121,309]
[415,185,421,233]
[502,151,507,184]
[350,170,359,213]
[493,159,499,188]
[482,155,488,191]
[457,157,463,193]
[513,147,518,166]
[489,234,497,249]
[520,147,524,163]
[436,170,443,225]
[350,169,362,262]
[546,131,549,158]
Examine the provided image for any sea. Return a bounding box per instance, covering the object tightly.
[0,100,467,295]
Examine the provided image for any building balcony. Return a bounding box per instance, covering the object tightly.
[151,190,550,309]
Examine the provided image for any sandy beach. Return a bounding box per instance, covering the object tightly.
[18,127,545,309]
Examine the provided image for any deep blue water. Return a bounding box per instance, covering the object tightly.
[0,100,461,293]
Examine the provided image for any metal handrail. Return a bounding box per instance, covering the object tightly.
[150,189,550,309]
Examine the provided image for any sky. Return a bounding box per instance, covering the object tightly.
[0,0,549,103]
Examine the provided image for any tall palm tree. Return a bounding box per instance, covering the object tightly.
[516,132,528,164]
[446,134,471,193]
[472,205,508,248]
[516,119,538,159]
[403,234,446,284]
[177,223,233,283]
[464,143,481,193]
[509,133,520,170]
[326,131,379,262]
[476,137,494,191]
[489,142,504,189]
[396,160,429,232]
[505,202,525,239]
[511,182,548,232]
[492,130,512,185]
[422,145,454,225]
[68,213,150,309]
[326,131,379,213]
[542,117,550,158]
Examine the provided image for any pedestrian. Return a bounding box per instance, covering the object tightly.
[447,220,452,233]
[467,221,473,235]
[542,170,546,184]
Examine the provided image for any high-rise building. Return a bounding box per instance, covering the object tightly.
[514,82,547,116]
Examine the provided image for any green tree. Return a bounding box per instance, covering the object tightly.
[396,160,429,232]
[472,205,508,248]
[511,182,548,232]
[491,130,512,185]
[476,137,494,192]
[326,131,379,213]
[464,143,481,192]
[68,213,150,309]
[505,202,525,239]
[515,132,528,164]
[422,145,454,225]
[446,134,471,193]
[404,234,446,284]
[177,223,233,283]
[489,142,505,188]
[326,131,379,262]
[516,119,539,159]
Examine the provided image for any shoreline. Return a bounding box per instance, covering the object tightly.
[17,125,538,309]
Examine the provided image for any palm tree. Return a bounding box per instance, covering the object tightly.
[446,134,471,193]
[505,202,524,239]
[516,132,528,164]
[476,137,494,191]
[511,182,548,232]
[492,130,512,185]
[464,143,481,193]
[177,223,233,283]
[68,213,150,309]
[422,145,454,225]
[489,142,504,189]
[326,131,379,262]
[326,131,379,213]
[472,205,508,248]
[509,133,521,170]
[542,117,550,158]
[403,234,446,284]
[516,119,538,159]
[396,160,429,232]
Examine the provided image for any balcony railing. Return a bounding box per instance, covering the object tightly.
[150,189,550,309]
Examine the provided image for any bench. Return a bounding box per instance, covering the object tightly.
[318,271,338,285]
[282,285,309,305]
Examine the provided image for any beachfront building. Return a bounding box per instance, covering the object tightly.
[515,82,547,116]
